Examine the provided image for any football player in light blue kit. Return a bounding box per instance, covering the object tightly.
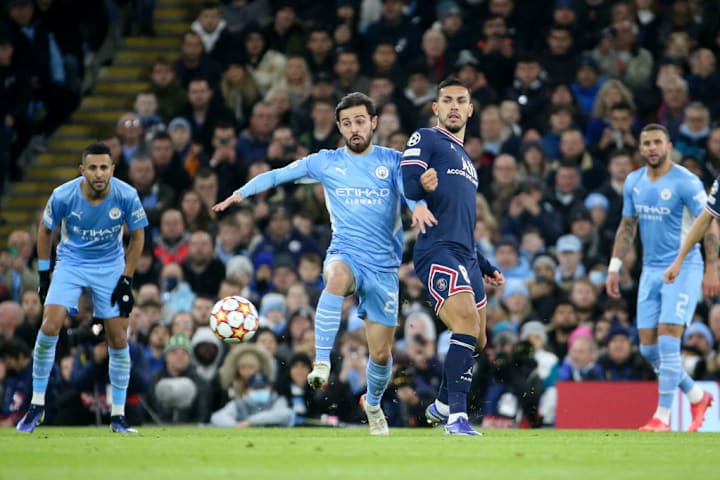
[16,143,148,434]
[213,93,436,435]
[606,124,717,432]
[663,172,720,431]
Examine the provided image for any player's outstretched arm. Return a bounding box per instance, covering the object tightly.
[477,253,504,286]
[665,209,713,284]
[213,158,313,212]
[606,216,638,298]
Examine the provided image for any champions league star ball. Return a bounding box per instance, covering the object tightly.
[209,296,259,344]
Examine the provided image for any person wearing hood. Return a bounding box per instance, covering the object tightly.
[210,371,292,427]
[192,327,227,413]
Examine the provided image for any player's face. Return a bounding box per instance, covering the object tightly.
[337,105,377,154]
[433,85,473,134]
[639,129,672,169]
[80,154,114,196]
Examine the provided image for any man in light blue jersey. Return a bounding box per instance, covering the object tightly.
[214,92,436,435]
[16,143,148,434]
[606,124,717,432]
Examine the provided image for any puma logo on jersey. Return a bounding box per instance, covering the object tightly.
[335,167,347,176]
[69,211,82,220]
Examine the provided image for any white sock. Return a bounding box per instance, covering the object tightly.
[31,392,45,406]
[111,404,125,416]
[687,385,704,404]
[654,407,671,424]
[435,400,450,416]
[448,413,468,423]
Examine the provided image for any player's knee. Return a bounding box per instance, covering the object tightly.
[324,267,353,294]
[370,348,392,365]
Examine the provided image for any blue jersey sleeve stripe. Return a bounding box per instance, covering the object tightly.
[400,160,428,169]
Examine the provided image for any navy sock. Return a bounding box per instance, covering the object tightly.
[445,333,477,415]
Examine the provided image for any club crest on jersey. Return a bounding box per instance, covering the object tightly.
[109,207,122,220]
[375,165,389,179]
[661,189,672,200]
[435,278,448,291]
[407,131,421,147]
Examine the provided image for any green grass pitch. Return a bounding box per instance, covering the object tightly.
[1,427,718,480]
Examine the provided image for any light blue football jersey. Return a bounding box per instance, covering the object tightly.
[237,145,418,271]
[622,165,706,268]
[43,177,148,266]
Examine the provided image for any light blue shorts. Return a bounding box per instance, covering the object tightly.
[324,252,398,328]
[636,265,702,329]
[45,259,125,319]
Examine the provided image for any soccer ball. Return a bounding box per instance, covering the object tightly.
[209,296,259,344]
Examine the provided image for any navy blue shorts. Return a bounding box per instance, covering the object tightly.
[413,248,487,315]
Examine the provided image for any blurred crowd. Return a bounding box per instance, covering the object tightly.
[2,0,720,428]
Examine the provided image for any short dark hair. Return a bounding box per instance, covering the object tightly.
[335,92,376,121]
[152,131,173,143]
[641,123,670,140]
[200,0,220,11]
[82,142,111,162]
[436,77,469,100]
[0,338,31,360]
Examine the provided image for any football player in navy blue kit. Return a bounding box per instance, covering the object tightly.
[401,78,504,436]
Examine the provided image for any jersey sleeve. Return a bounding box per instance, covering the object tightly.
[42,190,65,230]
[392,150,426,211]
[706,176,720,218]
[682,173,707,217]
[125,189,149,231]
[236,153,320,198]
[621,172,637,218]
[401,130,432,200]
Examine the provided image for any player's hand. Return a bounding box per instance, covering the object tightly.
[38,270,50,304]
[483,270,505,287]
[420,168,438,192]
[212,192,244,212]
[664,261,681,284]
[411,204,437,234]
[702,264,720,298]
[606,271,621,298]
[111,275,134,317]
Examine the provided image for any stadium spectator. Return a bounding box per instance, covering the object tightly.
[159,262,195,322]
[154,209,190,267]
[333,48,369,96]
[0,338,32,426]
[557,335,603,381]
[179,190,214,235]
[218,343,274,400]
[675,102,711,161]
[127,154,174,228]
[173,30,222,90]
[180,78,236,152]
[210,371,292,427]
[182,230,225,297]
[597,324,655,381]
[146,332,212,424]
[546,300,579,358]
[191,1,234,69]
[134,91,165,143]
[591,20,654,93]
[149,57,187,122]
[655,74,689,141]
[501,178,563,246]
